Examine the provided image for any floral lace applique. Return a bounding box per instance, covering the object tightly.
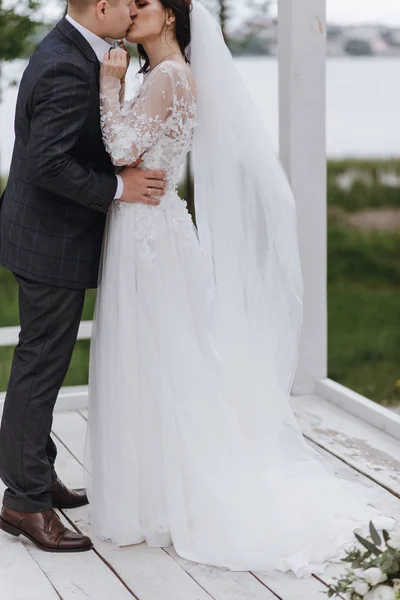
[100,61,197,268]
[100,61,196,170]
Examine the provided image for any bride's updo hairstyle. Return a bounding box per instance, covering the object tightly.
[137,0,192,74]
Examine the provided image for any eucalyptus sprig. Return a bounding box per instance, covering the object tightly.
[326,521,400,600]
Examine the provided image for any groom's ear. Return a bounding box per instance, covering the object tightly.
[96,0,107,19]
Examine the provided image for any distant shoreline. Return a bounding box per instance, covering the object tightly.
[230,51,400,58]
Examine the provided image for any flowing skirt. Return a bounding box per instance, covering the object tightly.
[84,193,393,577]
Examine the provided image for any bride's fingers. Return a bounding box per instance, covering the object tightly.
[110,48,126,59]
[120,42,131,64]
[110,47,125,58]
[102,49,127,78]
[109,48,127,71]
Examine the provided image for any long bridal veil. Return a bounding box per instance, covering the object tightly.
[184,0,394,574]
[189,0,308,467]
[191,1,303,402]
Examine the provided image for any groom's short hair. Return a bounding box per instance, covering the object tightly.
[68,0,119,11]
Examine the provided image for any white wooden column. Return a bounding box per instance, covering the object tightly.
[278,0,327,394]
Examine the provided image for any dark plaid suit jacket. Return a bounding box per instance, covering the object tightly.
[0,18,117,289]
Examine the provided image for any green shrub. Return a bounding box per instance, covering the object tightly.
[328,282,400,405]
[327,158,400,179]
[328,226,400,286]
[327,159,400,212]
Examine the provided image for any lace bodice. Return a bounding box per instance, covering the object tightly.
[100,60,196,188]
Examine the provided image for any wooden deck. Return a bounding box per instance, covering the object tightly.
[2,394,400,600]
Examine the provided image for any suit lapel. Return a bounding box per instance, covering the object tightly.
[56,17,99,65]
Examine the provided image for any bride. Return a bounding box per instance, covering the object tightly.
[84,0,393,577]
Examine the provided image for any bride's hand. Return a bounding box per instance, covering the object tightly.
[101,47,129,88]
[119,41,131,72]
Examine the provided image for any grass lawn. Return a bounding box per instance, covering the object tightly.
[328,282,400,405]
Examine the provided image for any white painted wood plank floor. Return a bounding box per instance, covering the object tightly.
[1,395,400,600]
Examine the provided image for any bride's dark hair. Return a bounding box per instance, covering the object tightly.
[137,0,192,75]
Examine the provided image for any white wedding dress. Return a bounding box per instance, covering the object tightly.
[84,58,393,577]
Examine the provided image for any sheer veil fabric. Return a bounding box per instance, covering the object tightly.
[84,0,395,578]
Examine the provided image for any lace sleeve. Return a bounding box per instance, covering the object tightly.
[100,63,195,167]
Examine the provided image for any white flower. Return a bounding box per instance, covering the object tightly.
[365,585,395,600]
[354,568,367,578]
[394,579,400,599]
[387,532,400,550]
[353,580,370,595]
[363,568,388,586]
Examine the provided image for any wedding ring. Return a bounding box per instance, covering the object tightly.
[146,187,151,197]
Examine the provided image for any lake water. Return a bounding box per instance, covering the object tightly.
[1,56,399,174]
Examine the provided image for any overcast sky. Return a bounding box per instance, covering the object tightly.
[268,0,400,26]
[38,0,400,27]
[326,0,399,26]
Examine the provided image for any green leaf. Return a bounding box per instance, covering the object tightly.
[383,530,390,544]
[381,554,395,571]
[326,585,343,598]
[370,521,382,546]
[0,0,47,61]
[355,533,382,556]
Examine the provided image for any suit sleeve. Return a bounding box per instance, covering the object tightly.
[26,61,117,214]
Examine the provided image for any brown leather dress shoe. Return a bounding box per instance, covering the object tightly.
[0,506,93,552]
[51,478,89,509]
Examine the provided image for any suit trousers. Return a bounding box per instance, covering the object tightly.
[0,273,85,512]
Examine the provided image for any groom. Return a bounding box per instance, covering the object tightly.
[0,0,166,552]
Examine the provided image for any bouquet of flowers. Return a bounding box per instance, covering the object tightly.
[327,521,400,600]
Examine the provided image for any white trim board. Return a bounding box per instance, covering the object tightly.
[0,385,89,417]
[0,321,93,347]
[279,0,327,394]
[316,378,400,441]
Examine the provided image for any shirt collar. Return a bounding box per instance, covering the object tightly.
[66,14,110,62]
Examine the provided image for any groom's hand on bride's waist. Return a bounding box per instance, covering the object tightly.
[119,163,166,206]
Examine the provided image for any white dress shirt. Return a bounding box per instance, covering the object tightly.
[66,14,123,200]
